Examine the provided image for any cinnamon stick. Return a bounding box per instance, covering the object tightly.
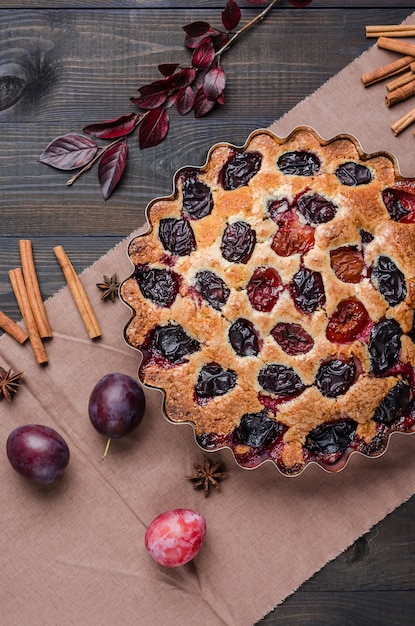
[367,29,415,39]
[366,25,415,34]
[0,310,29,344]
[391,107,415,136]
[361,55,414,87]
[386,69,415,92]
[19,239,53,339]
[385,78,415,107]
[53,245,101,340]
[8,268,48,365]
[377,36,415,58]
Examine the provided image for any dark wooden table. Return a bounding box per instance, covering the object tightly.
[1,2,415,624]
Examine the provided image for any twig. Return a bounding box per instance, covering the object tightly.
[67,137,125,187]
[215,0,281,59]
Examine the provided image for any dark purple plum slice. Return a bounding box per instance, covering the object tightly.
[315,358,356,398]
[373,381,411,426]
[195,363,237,398]
[305,419,357,457]
[159,218,196,256]
[228,318,260,357]
[335,162,372,186]
[134,265,180,308]
[152,323,200,363]
[195,270,230,310]
[382,188,415,223]
[277,151,320,176]
[290,267,326,314]
[220,151,262,190]
[220,220,256,263]
[258,363,305,398]
[297,193,337,225]
[235,410,282,448]
[371,255,406,307]
[369,319,402,375]
[181,173,213,220]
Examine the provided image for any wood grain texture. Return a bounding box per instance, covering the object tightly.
[3,1,415,9]
[263,498,415,625]
[1,4,415,625]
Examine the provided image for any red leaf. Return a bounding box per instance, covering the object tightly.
[194,87,216,118]
[39,133,98,170]
[195,69,209,90]
[139,108,169,149]
[158,63,179,76]
[192,42,215,71]
[203,67,226,101]
[98,140,127,200]
[138,81,168,96]
[169,67,196,90]
[176,86,195,115]
[131,81,169,110]
[184,29,219,50]
[164,91,180,109]
[83,113,140,139]
[217,92,225,105]
[222,0,241,31]
[183,21,211,37]
[212,32,230,51]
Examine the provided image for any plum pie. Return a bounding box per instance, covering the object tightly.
[121,127,415,475]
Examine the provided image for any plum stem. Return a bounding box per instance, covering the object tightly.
[102,437,111,460]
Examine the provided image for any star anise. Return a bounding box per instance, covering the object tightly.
[0,367,24,402]
[186,455,228,497]
[96,273,120,302]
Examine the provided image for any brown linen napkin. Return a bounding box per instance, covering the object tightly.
[2,15,415,626]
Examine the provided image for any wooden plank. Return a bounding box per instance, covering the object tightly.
[262,590,415,625]
[1,7,413,123]
[262,495,415,624]
[3,2,415,9]
[1,8,414,244]
[303,498,415,591]
[0,7,373,124]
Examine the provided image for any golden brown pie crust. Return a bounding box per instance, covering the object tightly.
[121,127,415,474]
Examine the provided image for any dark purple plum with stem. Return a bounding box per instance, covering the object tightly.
[6,424,70,484]
[88,372,146,458]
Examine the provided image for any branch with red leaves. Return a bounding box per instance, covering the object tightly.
[39,0,312,200]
